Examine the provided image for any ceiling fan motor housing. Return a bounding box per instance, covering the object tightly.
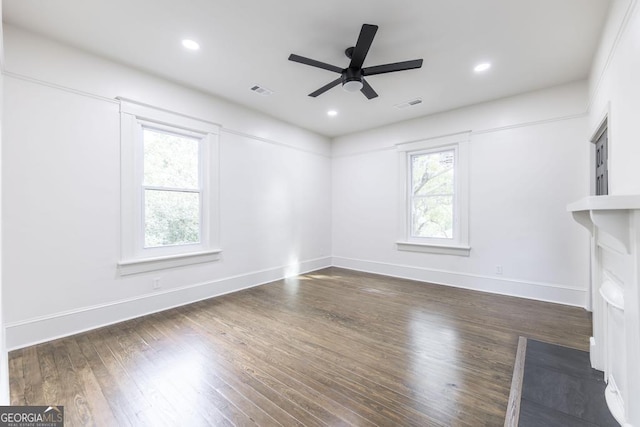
[342,67,364,92]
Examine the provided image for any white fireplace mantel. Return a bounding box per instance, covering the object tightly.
[568,195,640,427]
[569,196,640,254]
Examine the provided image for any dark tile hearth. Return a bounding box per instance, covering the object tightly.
[518,339,619,427]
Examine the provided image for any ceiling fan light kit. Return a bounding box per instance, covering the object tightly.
[343,80,363,92]
[342,67,364,92]
[288,24,423,100]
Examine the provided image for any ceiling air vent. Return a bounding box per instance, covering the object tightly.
[394,98,423,109]
[250,85,274,96]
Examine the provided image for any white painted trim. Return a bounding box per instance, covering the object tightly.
[119,100,222,269]
[118,249,222,275]
[397,133,470,250]
[330,145,397,159]
[396,241,471,256]
[331,256,587,308]
[590,336,600,369]
[395,130,472,151]
[2,71,119,104]
[118,97,221,133]
[568,195,640,211]
[5,254,588,350]
[605,375,627,425]
[220,128,331,158]
[5,256,332,351]
[590,103,610,143]
[471,113,587,136]
[587,0,639,113]
[332,114,586,159]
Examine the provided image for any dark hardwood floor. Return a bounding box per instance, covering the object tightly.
[9,267,592,426]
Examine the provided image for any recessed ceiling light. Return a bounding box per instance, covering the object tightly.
[474,62,491,72]
[182,39,200,51]
[327,110,338,117]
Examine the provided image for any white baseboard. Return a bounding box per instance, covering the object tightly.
[590,336,604,371]
[332,256,587,308]
[6,255,587,351]
[5,256,331,351]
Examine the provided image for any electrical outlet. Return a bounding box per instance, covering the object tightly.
[495,265,503,275]
[152,278,161,289]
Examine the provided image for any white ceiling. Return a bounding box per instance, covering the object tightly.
[3,0,612,137]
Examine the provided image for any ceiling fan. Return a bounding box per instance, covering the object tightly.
[288,24,423,100]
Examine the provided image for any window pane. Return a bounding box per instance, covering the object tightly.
[412,150,454,196]
[144,190,200,247]
[412,195,453,239]
[143,128,199,188]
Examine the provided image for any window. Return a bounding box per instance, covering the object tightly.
[143,126,201,248]
[396,132,470,256]
[118,99,221,275]
[410,148,455,239]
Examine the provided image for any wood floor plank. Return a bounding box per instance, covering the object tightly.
[75,333,137,427]
[85,329,159,426]
[9,267,593,426]
[63,338,118,426]
[8,353,26,406]
[51,340,94,426]
[21,346,45,405]
[147,313,305,427]
[36,344,60,405]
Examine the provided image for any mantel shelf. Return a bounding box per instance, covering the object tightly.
[567,195,640,212]
[567,195,640,255]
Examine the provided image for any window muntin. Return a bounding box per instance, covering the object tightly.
[410,149,456,240]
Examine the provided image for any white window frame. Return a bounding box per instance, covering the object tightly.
[396,132,471,256]
[118,99,221,275]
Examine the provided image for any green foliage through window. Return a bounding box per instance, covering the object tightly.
[143,128,201,247]
[410,150,455,239]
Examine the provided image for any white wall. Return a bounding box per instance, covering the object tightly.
[0,0,9,405]
[1,25,332,350]
[332,81,591,306]
[589,0,640,194]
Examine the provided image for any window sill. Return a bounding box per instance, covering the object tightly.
[396,241,471,257]
[118,249,222,275]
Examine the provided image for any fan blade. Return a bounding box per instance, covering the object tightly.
[289,54,342,73]
[362,59,423,76]
[309,77,342,97]
[349,24,378,69]
[360,79,378,99]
